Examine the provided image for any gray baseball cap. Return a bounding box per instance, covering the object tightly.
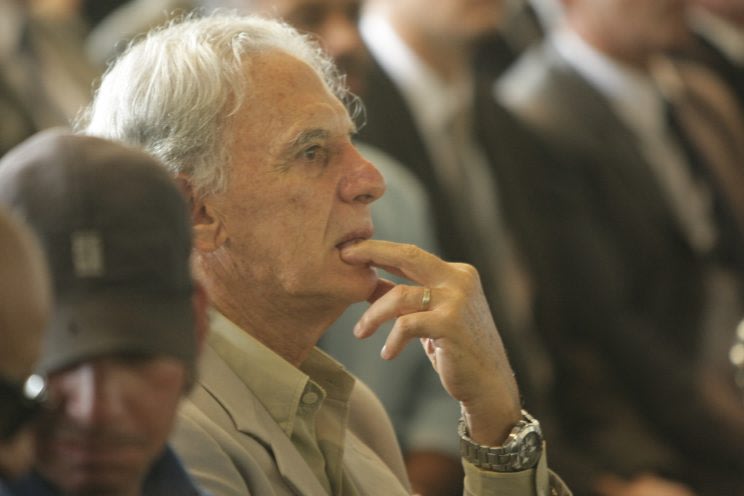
[0,129,196,374]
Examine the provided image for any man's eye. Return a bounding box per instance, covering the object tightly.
[302,145,326,163]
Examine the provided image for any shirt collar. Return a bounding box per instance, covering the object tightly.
[207,310,355,437]
[552,25,666,136]
[360,11,472,131]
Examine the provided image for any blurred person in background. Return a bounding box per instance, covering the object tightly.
[0,0,99,157]
[497,0,744,494]
[85,0,195,65]
[0,209,50,493]
[0,130,209,496]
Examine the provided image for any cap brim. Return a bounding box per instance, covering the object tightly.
[39,292,196,374]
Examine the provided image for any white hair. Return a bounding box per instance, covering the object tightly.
[81,13,355,197]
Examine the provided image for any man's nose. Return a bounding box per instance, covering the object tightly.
[59,362,125,427]
[339,144,386,204]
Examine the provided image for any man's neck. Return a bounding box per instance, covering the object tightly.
[204,280,346,367]
[387,14,472,83]
[566,19,652,72]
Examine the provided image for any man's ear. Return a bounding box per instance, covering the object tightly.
[191,280,210,355]
[176,175,227,253]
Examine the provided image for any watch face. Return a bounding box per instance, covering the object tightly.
[514,431,542,470]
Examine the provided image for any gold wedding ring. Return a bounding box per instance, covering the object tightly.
[420,287,432,311]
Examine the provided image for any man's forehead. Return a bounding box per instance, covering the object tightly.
[246,50,328,95]
[51,352,178,375]
[256,0,359,17]
[240,51,351,125]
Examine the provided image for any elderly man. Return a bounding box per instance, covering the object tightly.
[198,1,461,494]
[83,14,569,496]
[0,129,209,496]
[0,209,50,492]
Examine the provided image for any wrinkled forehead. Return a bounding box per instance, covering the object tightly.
[237,50,354,128]
[47,351,185,377]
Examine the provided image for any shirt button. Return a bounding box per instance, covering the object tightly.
[302,391,319,405]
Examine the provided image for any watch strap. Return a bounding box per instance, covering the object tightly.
[458,409,543,472]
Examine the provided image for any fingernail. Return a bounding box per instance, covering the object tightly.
[380,345,389,360]
[353,322,362,337]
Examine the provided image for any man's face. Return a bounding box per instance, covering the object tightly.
[569,0,691,59]
[35,355,187,494]
[395,0,506,45]
[254,0,370,94]
[204,51,385,308]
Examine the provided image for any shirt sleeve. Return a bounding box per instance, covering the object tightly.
[462,446,572,496]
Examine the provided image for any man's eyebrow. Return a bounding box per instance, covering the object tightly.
[284,129,330,154]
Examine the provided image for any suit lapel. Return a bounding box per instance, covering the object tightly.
[198,345,329,496]
[545,48,693,250]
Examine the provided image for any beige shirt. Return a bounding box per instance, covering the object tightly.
[187,310,570,496]
[210,311,356,494]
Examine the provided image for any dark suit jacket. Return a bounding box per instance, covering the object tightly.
[497,41,744,494]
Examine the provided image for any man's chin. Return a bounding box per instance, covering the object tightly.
[38,448,147,496]
[326,265,379,306]
[351,266,380,301]
[45,468,141,496]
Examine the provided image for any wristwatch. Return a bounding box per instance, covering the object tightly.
[458,410,543,472]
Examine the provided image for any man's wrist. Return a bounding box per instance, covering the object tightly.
[458,410,543,472]
[460,396,522,445]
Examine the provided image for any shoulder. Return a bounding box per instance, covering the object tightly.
[171,347,291,496]
[497,42,563,104]
[496,42,584,128]
[171,394,256,495]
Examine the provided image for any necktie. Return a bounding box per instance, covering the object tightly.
[655,58,744,264]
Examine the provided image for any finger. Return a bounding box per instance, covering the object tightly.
[382,312,444,360]
[367,277,395,304]
[341,240,449,287]
[355,285,433,338]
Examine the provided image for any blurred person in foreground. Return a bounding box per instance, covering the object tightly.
[83,13,570,496]
[198,0,460,493]
[0,129,209,496]
[0,209,51,493]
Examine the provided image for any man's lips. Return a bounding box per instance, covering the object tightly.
[335,228,373,251]
[47,438,142,465]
